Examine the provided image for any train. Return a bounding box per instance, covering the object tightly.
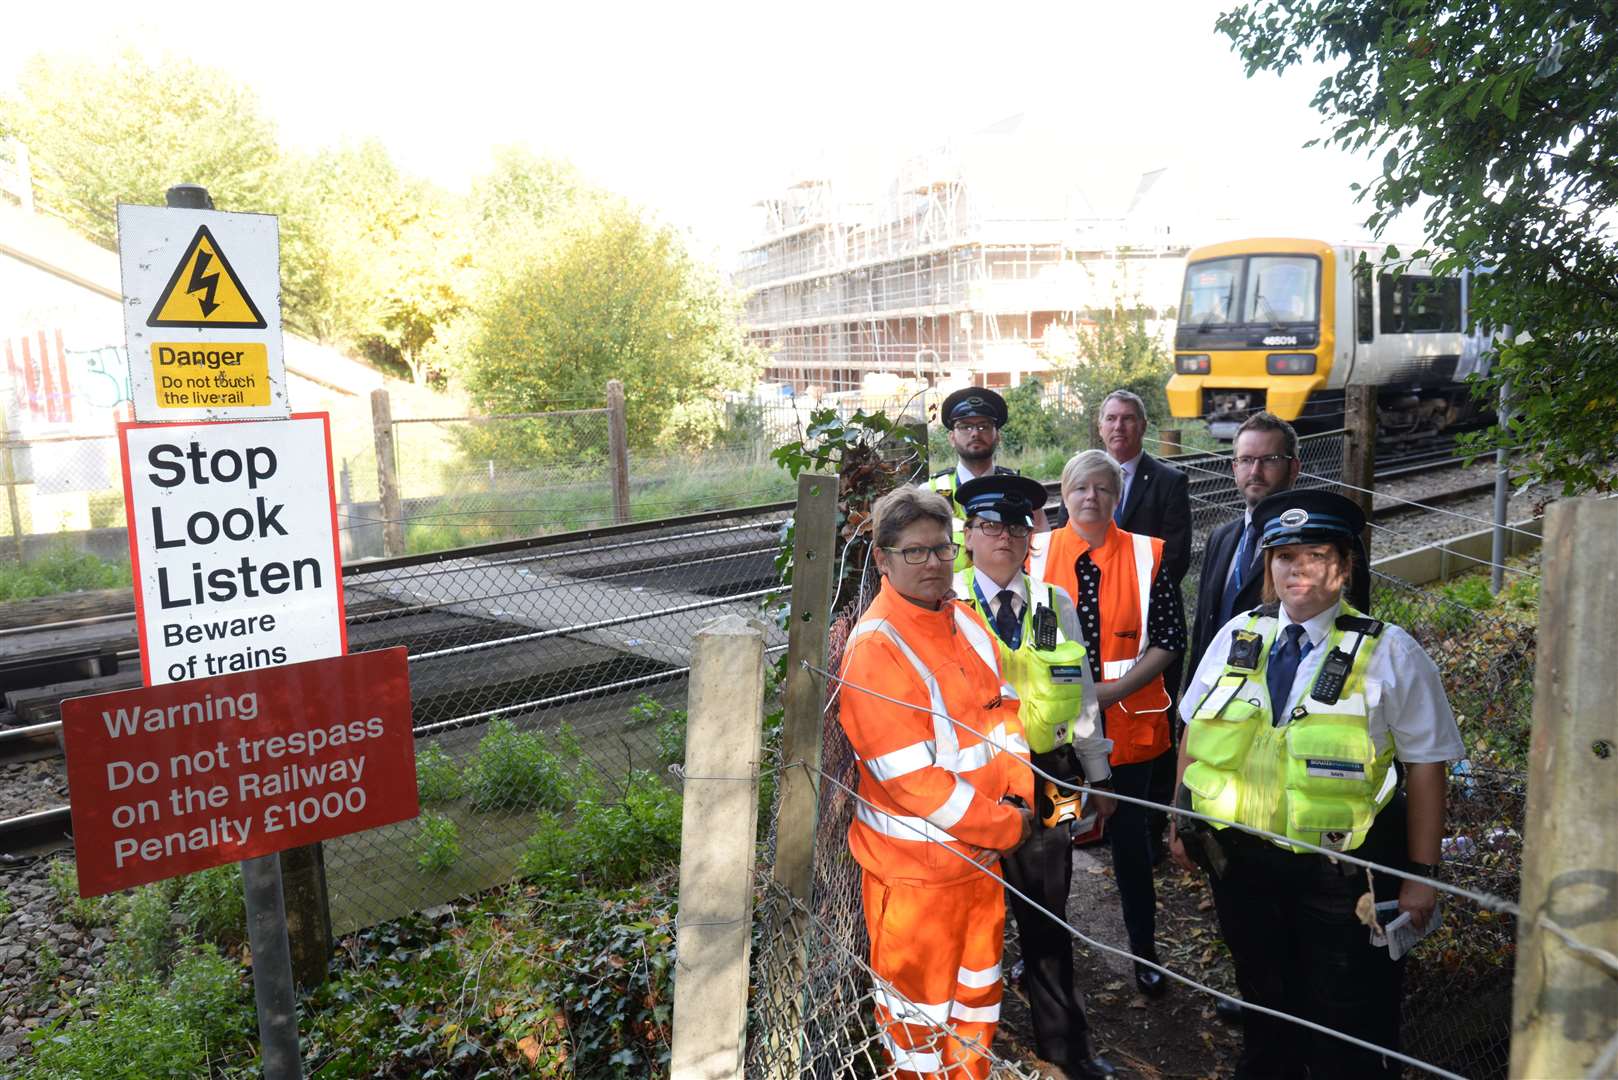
[1165,237,1494,441]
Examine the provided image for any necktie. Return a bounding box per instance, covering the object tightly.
[1219,520,1259,624]
[1266,624,1311,722]
[1113,468,1129,525]
[993,589,1021,648]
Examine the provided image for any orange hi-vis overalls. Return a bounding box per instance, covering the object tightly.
[839,578,1035,1079]
[1032,521,1172,766]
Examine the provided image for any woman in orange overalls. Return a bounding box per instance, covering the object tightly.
[839,485,1034,1079]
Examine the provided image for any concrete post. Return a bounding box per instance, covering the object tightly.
[1509,499,1618,1078]
[0,404,24,561]
[278,843,332,987]
[370,389,405,557]
[670,614,768,1080]
[607,379,630,524]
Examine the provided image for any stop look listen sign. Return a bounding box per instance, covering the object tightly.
[120,413,347,685]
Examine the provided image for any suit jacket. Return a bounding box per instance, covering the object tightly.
[1189,514,1265,679]
[1116,452,1190,586]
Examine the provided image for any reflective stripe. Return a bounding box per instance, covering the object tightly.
[1027,531,1051,582]
[864,739,938,782]
[1005,732,1030,756]
[855,801,960,845]
[847,620,961,768]
[953,722,1010,773]
[950,1000,1001,1023]
[957,963,1002,988]
[952,608,1002,677]
[926,776,977,830]
[879,1032,945,1074]
[1101,657,1137,681]
[873,985,952,1027]
[1129,531,1154,661]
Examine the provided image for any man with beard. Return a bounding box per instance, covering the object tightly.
[929,388,1046,570]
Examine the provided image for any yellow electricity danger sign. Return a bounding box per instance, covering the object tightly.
[146,225,268,329]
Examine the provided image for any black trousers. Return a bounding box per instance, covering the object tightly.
[1209,800,1409,1080]
[1108,755,1163,957]
[1003,749,1093,1067]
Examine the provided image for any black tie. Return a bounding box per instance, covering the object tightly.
[993,589,1021,648]
[1267,624,1311,722]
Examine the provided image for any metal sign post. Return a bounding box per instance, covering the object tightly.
[242,852,303,1080]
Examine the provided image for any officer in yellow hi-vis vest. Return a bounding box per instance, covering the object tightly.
[954,474,1119,1080]
[1170,490,1464,1080]
[928,388,1044,572]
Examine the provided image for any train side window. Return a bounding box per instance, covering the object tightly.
[1379,274,1405,334]
[1356,263,1374,343]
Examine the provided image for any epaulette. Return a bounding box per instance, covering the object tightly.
[1336,614,1385,637]
[995,465,1018,476]
[1251,602,1280,618]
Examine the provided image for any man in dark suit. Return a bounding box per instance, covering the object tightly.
[1101,390,1191,588]
[1187,411,1301,675]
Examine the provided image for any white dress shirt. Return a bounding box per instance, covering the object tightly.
[1116,453,1141,515]
[1180,600,1465,763]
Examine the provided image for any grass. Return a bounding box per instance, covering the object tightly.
[0,546,131,601]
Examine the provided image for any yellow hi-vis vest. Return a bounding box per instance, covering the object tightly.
[954,571,1090,754]
[927,470,973,573]
[1182,605,1397,854]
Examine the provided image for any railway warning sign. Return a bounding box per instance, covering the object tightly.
[61,648,417,897]
[120,413,347,686]
[118,203,288,422]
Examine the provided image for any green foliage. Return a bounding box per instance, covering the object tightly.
[45,859,107,927]
[110,881,178,980]
[0,547,131,601]
[20,979,210,1080]
[175,865,246,949]
[1041,304,1176,435]
[459,201,762,459]
[1218,2,1618,494]
[413,812,462,874]
[996,377,1082,455]
[34,940,61,984]
[414,743,465,805]
[0,888,12,920]
[518,772,682,891]
[462,718,594,812]
[165,943,253,1056]
[626,693,689,768]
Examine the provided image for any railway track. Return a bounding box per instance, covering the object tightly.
[0,504,792,852]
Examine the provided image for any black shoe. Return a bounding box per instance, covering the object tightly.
[1134,959,1167,998]
[1215,996,1244,1023]
[1065,1052,1118,1079]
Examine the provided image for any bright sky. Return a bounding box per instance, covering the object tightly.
[3,0,1403,260]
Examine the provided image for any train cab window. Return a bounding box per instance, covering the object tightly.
[1355,262,1374,343]
[1380,274,1461,334]
[1243,256,1319,324]
[1182,257,1241,325]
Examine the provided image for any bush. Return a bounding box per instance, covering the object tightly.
[461,718,583,813]
[415,743,464,805]
[0,546,131,601]
[413,812,462,874]
[176,866,245,948]
[21,979,208,1080]
[110,881,178,980]
[627,694,688,767]
[166,943,252,1055]
[45,859,107,928]
[519,771,682,890]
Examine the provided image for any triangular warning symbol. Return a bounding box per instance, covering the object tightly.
[146,225,268,329]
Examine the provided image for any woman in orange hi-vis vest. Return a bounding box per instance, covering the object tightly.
[839,485,1035,1080]
[1031,449,1186,1000]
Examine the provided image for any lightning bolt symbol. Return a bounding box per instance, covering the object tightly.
[186,246,222,318]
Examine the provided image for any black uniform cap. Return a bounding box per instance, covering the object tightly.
[955,474,1048,527]
[940,387,1009,429]
[1251,489,1371,610]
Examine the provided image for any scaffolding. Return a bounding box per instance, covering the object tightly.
[736,135,1190,395]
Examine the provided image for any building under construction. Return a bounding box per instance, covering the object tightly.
[735,121,1196,396]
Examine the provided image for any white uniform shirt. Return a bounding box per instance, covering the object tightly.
[971,568,1111,781]
[1180,600,1465,764]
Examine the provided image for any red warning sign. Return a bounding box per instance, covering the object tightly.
[61,648,417,897]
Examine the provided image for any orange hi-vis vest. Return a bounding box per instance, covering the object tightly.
[839,578,1035,885]
[1030,521,1172,766]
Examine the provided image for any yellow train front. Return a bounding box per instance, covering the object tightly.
[1166,237,1485,440]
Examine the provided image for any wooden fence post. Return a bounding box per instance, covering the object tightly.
[670,614,768,1080]
[1342,385,1377,558]
[370,389,405,557]
[606,379,630,524]
[1159,428,1183,456]
[1509,499,1618,1078]
[760,473,839,1076]
[0,405,25,561]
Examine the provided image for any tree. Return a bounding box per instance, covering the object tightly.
[1042,304,1176,439]
[1218,2,1618,493]
[459,202,761,457]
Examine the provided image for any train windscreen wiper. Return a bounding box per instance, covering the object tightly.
[1254,293,1285,330]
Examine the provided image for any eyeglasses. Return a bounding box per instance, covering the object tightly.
[953,421,996,435]
[1233,454,1295,470]
[882,543,961,565]
[969,520,1032,539]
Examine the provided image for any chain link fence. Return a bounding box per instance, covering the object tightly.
[321,502,791,934]
[0,433,127,563]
